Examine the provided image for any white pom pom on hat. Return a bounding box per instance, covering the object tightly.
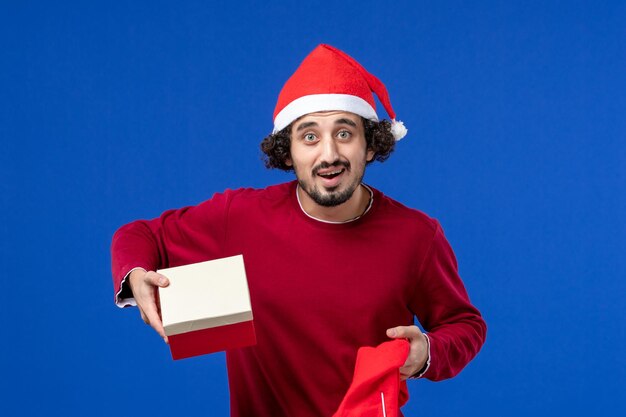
[273,44,408,141]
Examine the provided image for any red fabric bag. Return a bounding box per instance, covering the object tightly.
[332,339,410,417]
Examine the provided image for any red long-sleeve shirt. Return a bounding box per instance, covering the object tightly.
[111,181,486,417]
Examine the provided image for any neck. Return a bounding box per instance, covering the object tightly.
[297,183,371,223]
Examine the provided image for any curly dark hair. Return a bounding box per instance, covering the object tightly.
[260,118,396,171]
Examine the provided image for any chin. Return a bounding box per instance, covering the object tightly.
[310,186,355,207]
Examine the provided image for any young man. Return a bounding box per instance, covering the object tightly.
[111,44,486,417]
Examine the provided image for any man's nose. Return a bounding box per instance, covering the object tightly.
[320,136,339,163]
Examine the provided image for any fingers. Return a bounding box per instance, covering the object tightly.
[398,367,413,381]
[137,301,168,343]
[387,325,428,380]
[129,269,170,344]
[142,303,168,343]
[142,272,169,342]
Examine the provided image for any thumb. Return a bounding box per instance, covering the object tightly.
[146,271,170,287]
[386,326,406,339]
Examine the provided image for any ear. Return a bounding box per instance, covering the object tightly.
[285,158,293,167]
[366,149,375,162]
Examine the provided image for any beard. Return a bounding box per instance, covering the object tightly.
[296,160,365,207]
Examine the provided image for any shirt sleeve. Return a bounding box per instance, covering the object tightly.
[410,223,487,381]
[110,190,234,306]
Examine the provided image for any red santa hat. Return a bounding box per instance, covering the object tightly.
[332,339,410,417]
[273,44,408,140]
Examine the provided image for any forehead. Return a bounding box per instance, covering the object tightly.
[293,111,361,127]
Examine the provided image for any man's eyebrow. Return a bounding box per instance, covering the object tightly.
[295,121,318,132]
[294,118,357,132]
[334,118,357,127]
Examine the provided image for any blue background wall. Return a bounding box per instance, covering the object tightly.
[1,1,624,415]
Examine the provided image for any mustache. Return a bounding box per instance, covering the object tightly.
[312,161,351,176]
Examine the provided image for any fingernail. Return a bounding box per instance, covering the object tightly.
[159,277,166,285]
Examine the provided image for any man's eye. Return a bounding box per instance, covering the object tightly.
[337,130,351,140]
[304,133,317,142]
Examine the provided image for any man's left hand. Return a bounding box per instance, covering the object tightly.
[386,325,429,381]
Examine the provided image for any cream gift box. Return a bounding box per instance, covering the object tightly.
[157,255,256,360]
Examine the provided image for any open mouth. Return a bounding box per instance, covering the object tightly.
[317,168,345,180]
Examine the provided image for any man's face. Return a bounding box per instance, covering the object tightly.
[287,111,374,207]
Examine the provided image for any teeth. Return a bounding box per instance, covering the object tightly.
[319,170,342,177]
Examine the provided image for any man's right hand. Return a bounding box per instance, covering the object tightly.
[128,269,170,343]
